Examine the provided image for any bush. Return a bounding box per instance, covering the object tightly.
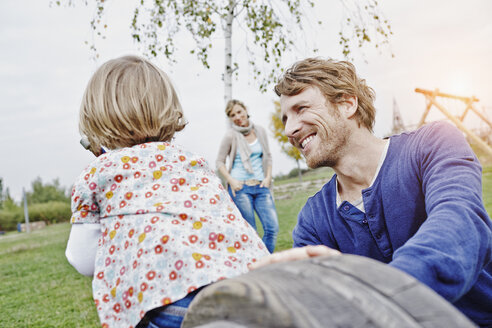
[28,201,71,224]
[0,201,71,231]
[0,208,23,231]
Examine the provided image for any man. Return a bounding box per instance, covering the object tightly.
[251,58,492,326]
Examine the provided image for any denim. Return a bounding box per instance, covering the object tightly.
[139,288,200,328]
[228,184,279,253]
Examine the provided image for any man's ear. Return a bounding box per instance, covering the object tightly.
[339,95,358,119]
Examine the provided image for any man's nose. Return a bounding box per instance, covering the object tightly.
[284,116,301,139]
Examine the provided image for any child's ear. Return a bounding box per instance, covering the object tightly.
[339,95,358,119]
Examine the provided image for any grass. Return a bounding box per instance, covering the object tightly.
[2,166,491,327]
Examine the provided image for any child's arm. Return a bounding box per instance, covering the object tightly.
[65,223,100,276]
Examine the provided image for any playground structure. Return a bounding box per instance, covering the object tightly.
[392,88,492,157]
[415,88,492,156]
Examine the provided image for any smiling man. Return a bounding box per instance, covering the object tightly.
[252,58,492,326]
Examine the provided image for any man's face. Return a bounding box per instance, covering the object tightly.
[280,86,350,168]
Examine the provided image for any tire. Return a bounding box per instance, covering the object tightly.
[182,254,476,328]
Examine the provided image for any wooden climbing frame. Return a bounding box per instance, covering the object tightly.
[415,88,492,157]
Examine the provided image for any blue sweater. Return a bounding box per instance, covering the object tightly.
[293,122,492,326]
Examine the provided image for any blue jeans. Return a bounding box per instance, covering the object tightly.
[228,185,279,253]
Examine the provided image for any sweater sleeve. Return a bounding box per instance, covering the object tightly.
[389,122,492,302]
[65,223,100,276]
[215,131,233,171]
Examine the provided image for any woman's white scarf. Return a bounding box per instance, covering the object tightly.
[232,122,255,174]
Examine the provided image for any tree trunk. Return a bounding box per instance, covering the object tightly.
[223,0,234,104]
[296,159,302,182]
[182,255,475,328]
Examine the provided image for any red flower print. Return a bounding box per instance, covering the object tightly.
[175,260,183,270]
[241,234,249,242]
[110,184,117,191]
[84,174,90,181]
[123,163,130,170]
[119,200,127,208]
[188,286,197,293]
[172,185,179,192]
[146,270,156,280]
[162,298,171,305]
[234,241,241,249]
[202,177,209,183]
[134,172,141,179]
[81,211,88,218]
[128,229,135,238]
[113,303,121,313]
[161,235,169,244]
[140,282,148,291]
[191,194,198,200]
[137,249,143,258]
[228,214,236,220]
[124,241,129,249]
[195,260,204,269]
[179,178,186,185]
[155,245,163,254]
[217,233,225,242]
[114,222,120,229]
[209,232,217,241]
[210,198,217,204]
[169,271,177,280]
[133,260,138,269]
[89,182,97,190]
[109,245,115,255]
[144,225,152,233]
[209,241,216,250]
[114,175,123,183]
[145,191,153,198]
[102,294,110,303]
[131,156,138,163]
[179,213,188,220]
[170,178,178,185]
[105,257,111,266]
[96,271,104,279]
[160,166,167,171]
[179,155,186,161]
[184,200,192,208]
[152,183,160,190]
[125,300,132,309]
[151,216,159,224]
[189,235,198,243]
[155,154,163,162]
[128,287,134,296]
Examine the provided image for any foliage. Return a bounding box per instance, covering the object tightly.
[0,201,71,232]
[24,177,70,205]
[52,0,392,95]
[270,100,305,181]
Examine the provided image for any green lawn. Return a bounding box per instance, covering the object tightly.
[1,166,491,327]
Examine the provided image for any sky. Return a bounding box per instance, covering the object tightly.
[1,0,491,201]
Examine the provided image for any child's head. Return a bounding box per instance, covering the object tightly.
[79,55,186,152]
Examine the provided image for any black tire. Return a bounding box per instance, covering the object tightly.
[182,254,476,328]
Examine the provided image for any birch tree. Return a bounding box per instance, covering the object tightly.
[53,0,392,103]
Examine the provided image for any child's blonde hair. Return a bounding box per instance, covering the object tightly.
[79,55,186,152]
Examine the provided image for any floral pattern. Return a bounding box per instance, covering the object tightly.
[71,142,268,328]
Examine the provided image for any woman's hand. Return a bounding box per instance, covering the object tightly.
[260,176,272,188]
[229,178,244,196]
[249,245,341,270]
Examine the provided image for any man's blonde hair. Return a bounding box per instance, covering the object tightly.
[79,55,186,152]
[275,57,376,131]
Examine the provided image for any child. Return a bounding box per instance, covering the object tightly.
[65,55,269,328]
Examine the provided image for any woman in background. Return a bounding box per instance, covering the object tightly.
[216,99,279,253]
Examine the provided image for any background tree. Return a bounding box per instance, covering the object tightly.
[271,101,304,182]
[53,0,392,103]
[24,177,70,205]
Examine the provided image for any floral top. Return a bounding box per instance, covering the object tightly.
[71,142,268,328]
